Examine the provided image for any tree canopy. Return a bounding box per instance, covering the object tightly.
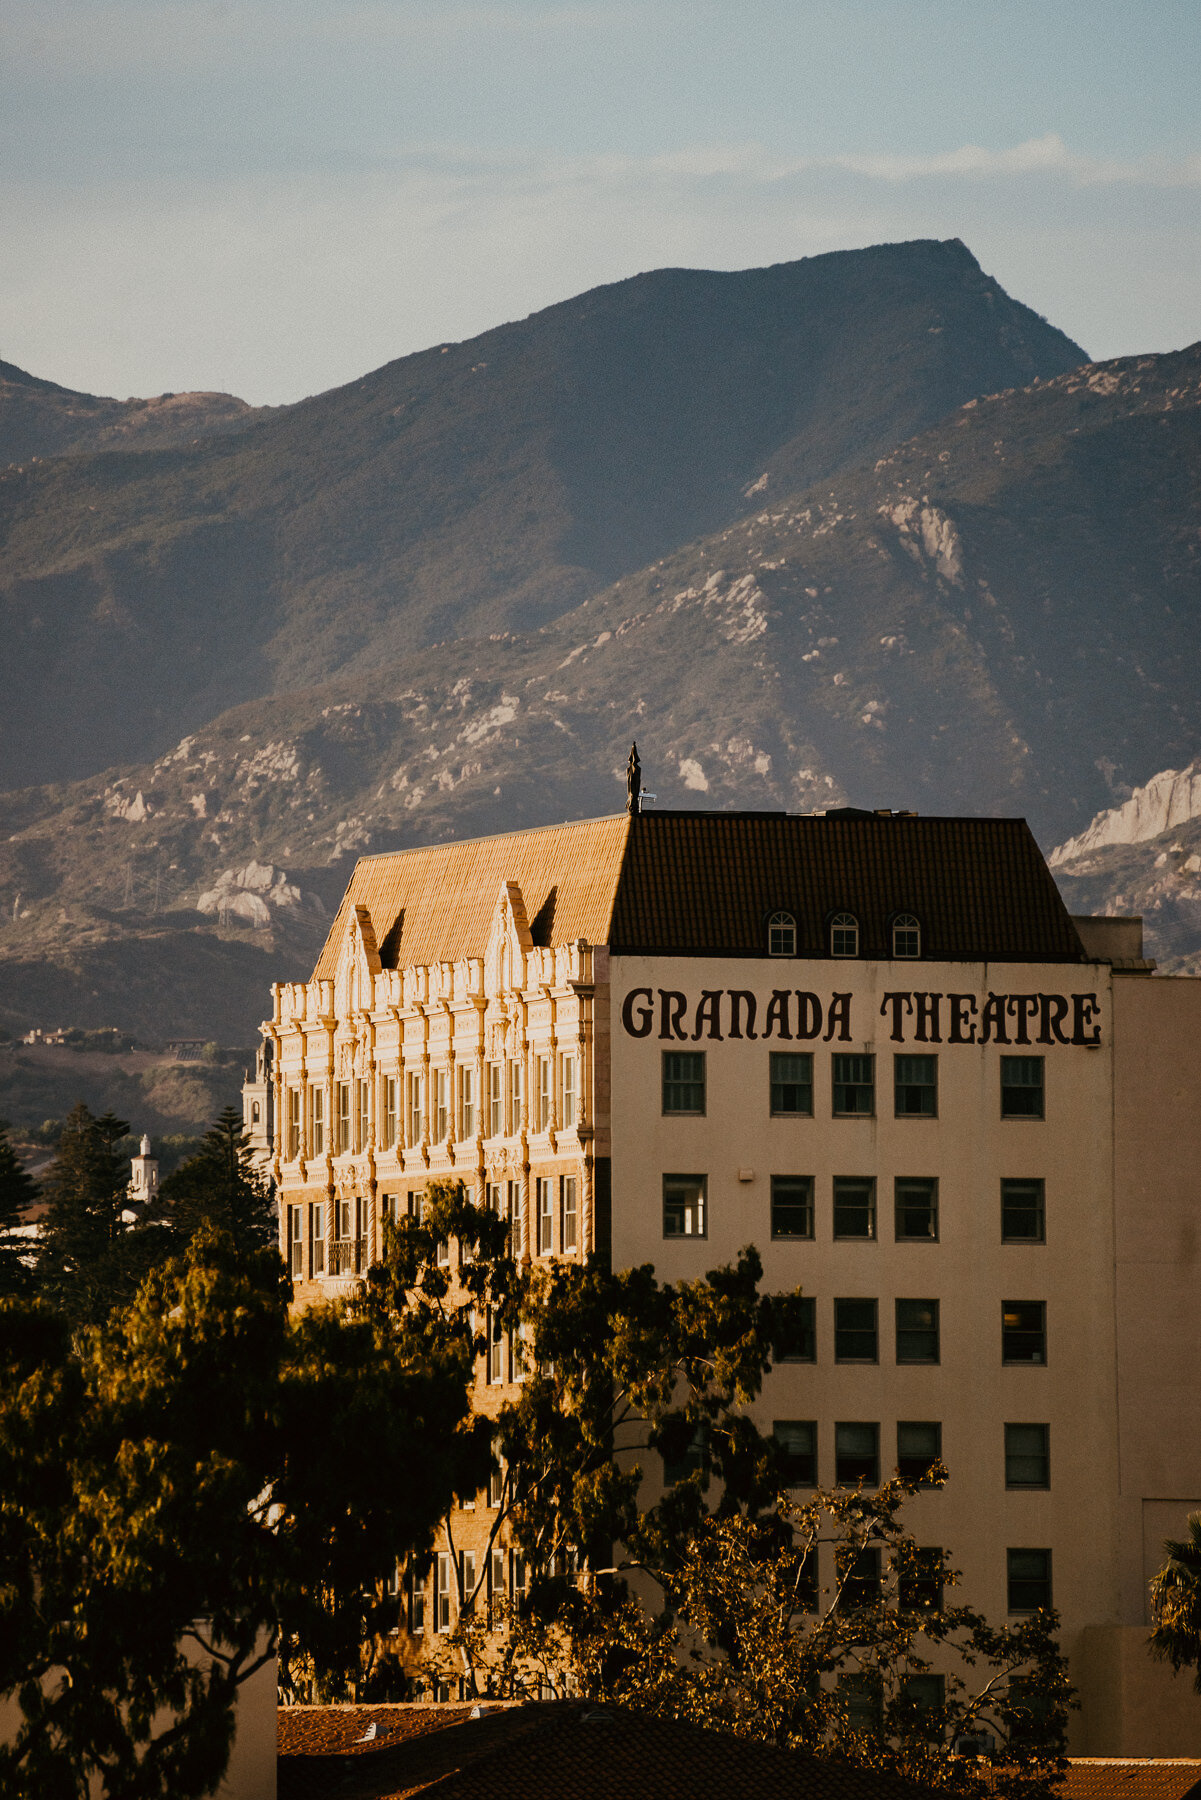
[36,1104,164,1329]
[159,1105,275,1260]
[0,1123,38,1297]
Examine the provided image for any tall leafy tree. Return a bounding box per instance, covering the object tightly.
[160,1106,275,1260]
[0,1124,38,1297]
[0,1221,488,1799]
[37,1104,165,1328]
[1150,1512,1201,1689]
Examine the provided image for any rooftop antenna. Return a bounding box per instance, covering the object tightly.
[625,742,657,815]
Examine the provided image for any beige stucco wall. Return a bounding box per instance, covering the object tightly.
[609,953,1147,1747]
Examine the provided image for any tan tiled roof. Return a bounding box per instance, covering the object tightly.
[1061,1763,1201,1800]
[310,809,1088,983]
[277,1702,941,1800]
[312,816,632,980]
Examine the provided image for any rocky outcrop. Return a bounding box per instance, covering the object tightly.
[1049,764,1201,868]
[195,862,312,929]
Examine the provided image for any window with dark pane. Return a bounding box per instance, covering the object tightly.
[773,1419,817,1488]
[896,1420,942,1484]
[768,910,797,956]
[835,1421,880,1486]
[830,913,859,958]
[896,1298,940,1363]
[901,1672,945,1732]
[832,1054,874,1116]
[1007,1547,1052,1612]
[773,1295,816,1363]
[1005,1423,1050,1488]
[838,1672,882,1732]
[662,1050,705,1114]
[895,1053,937,1117]
[770,1051,813,1116]
[1002,1301,1046,1364]
[892,914,921,959]
[663,1174,706,1239]
[839,1544,881,1607]
[771,1174,814,1239]
[898,1545,944,1612]
[662,1422,708,1489]
[1001,1178,1045,1242]
[1001,1056,1044,1119]
[833,1176,876,1239]
[834,1298,878,1362]
[895,1177,939,1241]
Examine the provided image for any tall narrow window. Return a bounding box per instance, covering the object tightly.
[537,1177,554,1254]
[768,911,797,956]
[310,1201,326,1276]
[892,914,921,959]
[509,1059,523,1133]
[408,1563,426,1635]
[830,912,859,957]
[336,1082,351,1154]
[562,1177,578,1252]
[488,1062,503,1137]
[286,1088,300,1160]
[770,1052,813,1116]
[459,1064,476,1140]
[311,1087,325,1155]
[356,1079,368,1151]
[436,1552,452,1632]
[536,1056,551,1131]
[489,1549,506,1626]
[406,1072,423,1147]
[288,1205,303,1278]
[560,1054,577,1130]
[382,1077,398,1150]
[488,1310,504,1384]
[433,1069,449,1142]
[461,1552,477,1612]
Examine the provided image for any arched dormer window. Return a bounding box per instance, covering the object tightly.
[768,911,796,957]
[829,912,859,958]
[892,913,921,959]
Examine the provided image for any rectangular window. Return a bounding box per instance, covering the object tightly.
[1002,1301,1046,1365]
[899,1547,944,1613]
[356,1079,368,1151]
[286,1087,301,1160]
[509,1181,524,1259]
[774,1419,817,1488]
[1007,1547,1052,1613]
[336,1082,351,1154]
[1005,1423,1051,1489]
[834,1298,878,1363]
[832,1053,874,1117]
[310,1201,326,1276]
[436,1552,452,1632]
[771,1175,814,1240]
[835,1421,880,1487]
[537,1177,554,1254]
[560,1054,577,1130]
[488,1062,502,1138]
[770,1052,813,1116]
[663,1173,707,1239]
[382,1077,398,1150]
[896,1298,940,1364]
[894,1177,938,1241]
[488,1310,504,1385]
[337,1197,353,1240]
[895,1054,937,1117]
[488,1454,504,1508]
[433,1069,449,1142]
[1002,1056,1045,1119]
[536,1056,551,1132]
[1001,1178,1045,1242]
[662,1051,705,1115]
[833,1177,876,1240]
[508,1059,523,1133]
[841,1545,882,1608]
[838,1672,882,1730]
[773,1295,816,1363]
[897,1420,942,1483]
[408,1564,426,1635]
[902,1673,945,1725]
[489,1550,506,1625]
[459,1064,476,1140]
[288,1205,303,1278]
[662,1424,708,1488]
[461,1551,476,1610]
[562,1177,578,1253]
[311,1087,325,1155]
[406,1072,423,1147]
[407,1187,424,1223]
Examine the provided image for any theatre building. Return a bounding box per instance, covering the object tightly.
[254,806,1201,1754]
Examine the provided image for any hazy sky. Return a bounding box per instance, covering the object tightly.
[5,0,1201,404]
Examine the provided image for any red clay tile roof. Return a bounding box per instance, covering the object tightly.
[609,811,1086,963]
[277,1701,945,1800]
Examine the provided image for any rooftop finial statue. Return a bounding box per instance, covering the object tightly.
[626,742,642,815]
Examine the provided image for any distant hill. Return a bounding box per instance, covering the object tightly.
[0,239,1084,791]
[1,335,1199,1058]
[0,359,264,464]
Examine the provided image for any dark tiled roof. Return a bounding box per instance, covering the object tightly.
[278,1702,941,1800]
[1061,1764,1201,1800]
[609,811,1086,963]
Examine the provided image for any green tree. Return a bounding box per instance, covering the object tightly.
[160,1106,275,1259]
[0,1221,488,1799]
[1150,1511,1201,1690]
[0,1123,38,1296]
[37,1103,166,1328]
